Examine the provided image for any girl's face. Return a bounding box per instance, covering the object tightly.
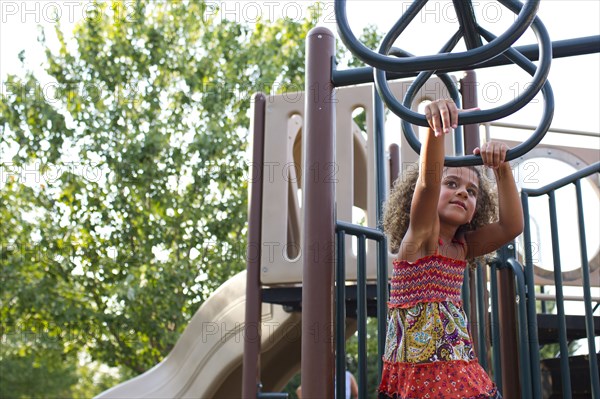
[438,167,479,227]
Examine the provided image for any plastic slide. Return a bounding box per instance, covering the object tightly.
[95,271,302,398]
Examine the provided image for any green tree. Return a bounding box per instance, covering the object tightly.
[1,1,317,396]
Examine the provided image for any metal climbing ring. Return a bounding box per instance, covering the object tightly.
[335,0,540,73]
[391,0,554,165]
[400,26,554,166]
[335,0,554,166]
[387,46,466,154]
[375,0,552,127]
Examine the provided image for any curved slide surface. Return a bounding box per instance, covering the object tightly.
[96,271,302,398]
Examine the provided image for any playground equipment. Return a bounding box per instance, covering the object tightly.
[283,1,600,398]
[96,1,599,398]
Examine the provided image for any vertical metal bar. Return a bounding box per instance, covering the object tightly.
[489,263,503,393]
[460,70,480,154]
[574,180,600,398]
[468,268,479,358]
[388,143,400,190]
[242,93,267,399]
[373,89,386,230]
[521,192,542,398]
[465,263,486,380]
[452,0,484,49]
[508,259,533,398]
[540,285,547,313]
[476,263,488,371]
[452,0,480,157]
[377,237,388,379]
[374,89,388,378]
[548,191,572,399]
[357,235,367,399]
[335,230,346,399]
[301,26,336,399]
[462,267,471,318]
[497,245,521,398]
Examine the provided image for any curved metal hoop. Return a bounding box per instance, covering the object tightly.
[336,0,555,166]
[335,0,540,72]
[387,46,465,142]
[390,47,461,127]
[396,1,554,165]
[375,0,552,127]
[401,42,554,166]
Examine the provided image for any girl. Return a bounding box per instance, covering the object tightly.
[378,99,523,398]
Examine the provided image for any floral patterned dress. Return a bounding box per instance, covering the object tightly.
[378,254,501,399]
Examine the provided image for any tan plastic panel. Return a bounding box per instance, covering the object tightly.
[260,77,456,285]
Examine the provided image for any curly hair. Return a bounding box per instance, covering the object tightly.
[382,163,498,264]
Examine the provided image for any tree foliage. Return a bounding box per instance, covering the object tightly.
[1,0,384,396]
[1,1,315,395]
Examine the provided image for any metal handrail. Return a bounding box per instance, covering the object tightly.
[488,121,600,138]
[335,221,387,399]
[536,293,600,302]
[522,162,600,196]
[519,161,600,399]
[489,255,541,398]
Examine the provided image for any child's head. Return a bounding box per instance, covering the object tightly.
[383,163,497,254]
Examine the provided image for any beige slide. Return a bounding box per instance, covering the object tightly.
[95,271,302,399]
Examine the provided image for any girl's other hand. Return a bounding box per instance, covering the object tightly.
[473,141,509,169]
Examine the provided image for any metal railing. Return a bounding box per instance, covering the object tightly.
[520,162,600,399]
[299,1,600,396]
[334,163,600,398]
[489,250,538,398]
[334,221,386,399]
[470,162,600,398]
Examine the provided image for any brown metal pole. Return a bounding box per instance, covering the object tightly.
[460,70,481,355]
[388,143,400,190]
[498,269,521,398]
[460,70,480,154]
[461,70,495,372]
[462,72,520,392]
[461,70,500,382]
[302,27,336,399]
[242,93,267,399]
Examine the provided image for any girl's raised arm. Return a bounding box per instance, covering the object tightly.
[400,99,458,259]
